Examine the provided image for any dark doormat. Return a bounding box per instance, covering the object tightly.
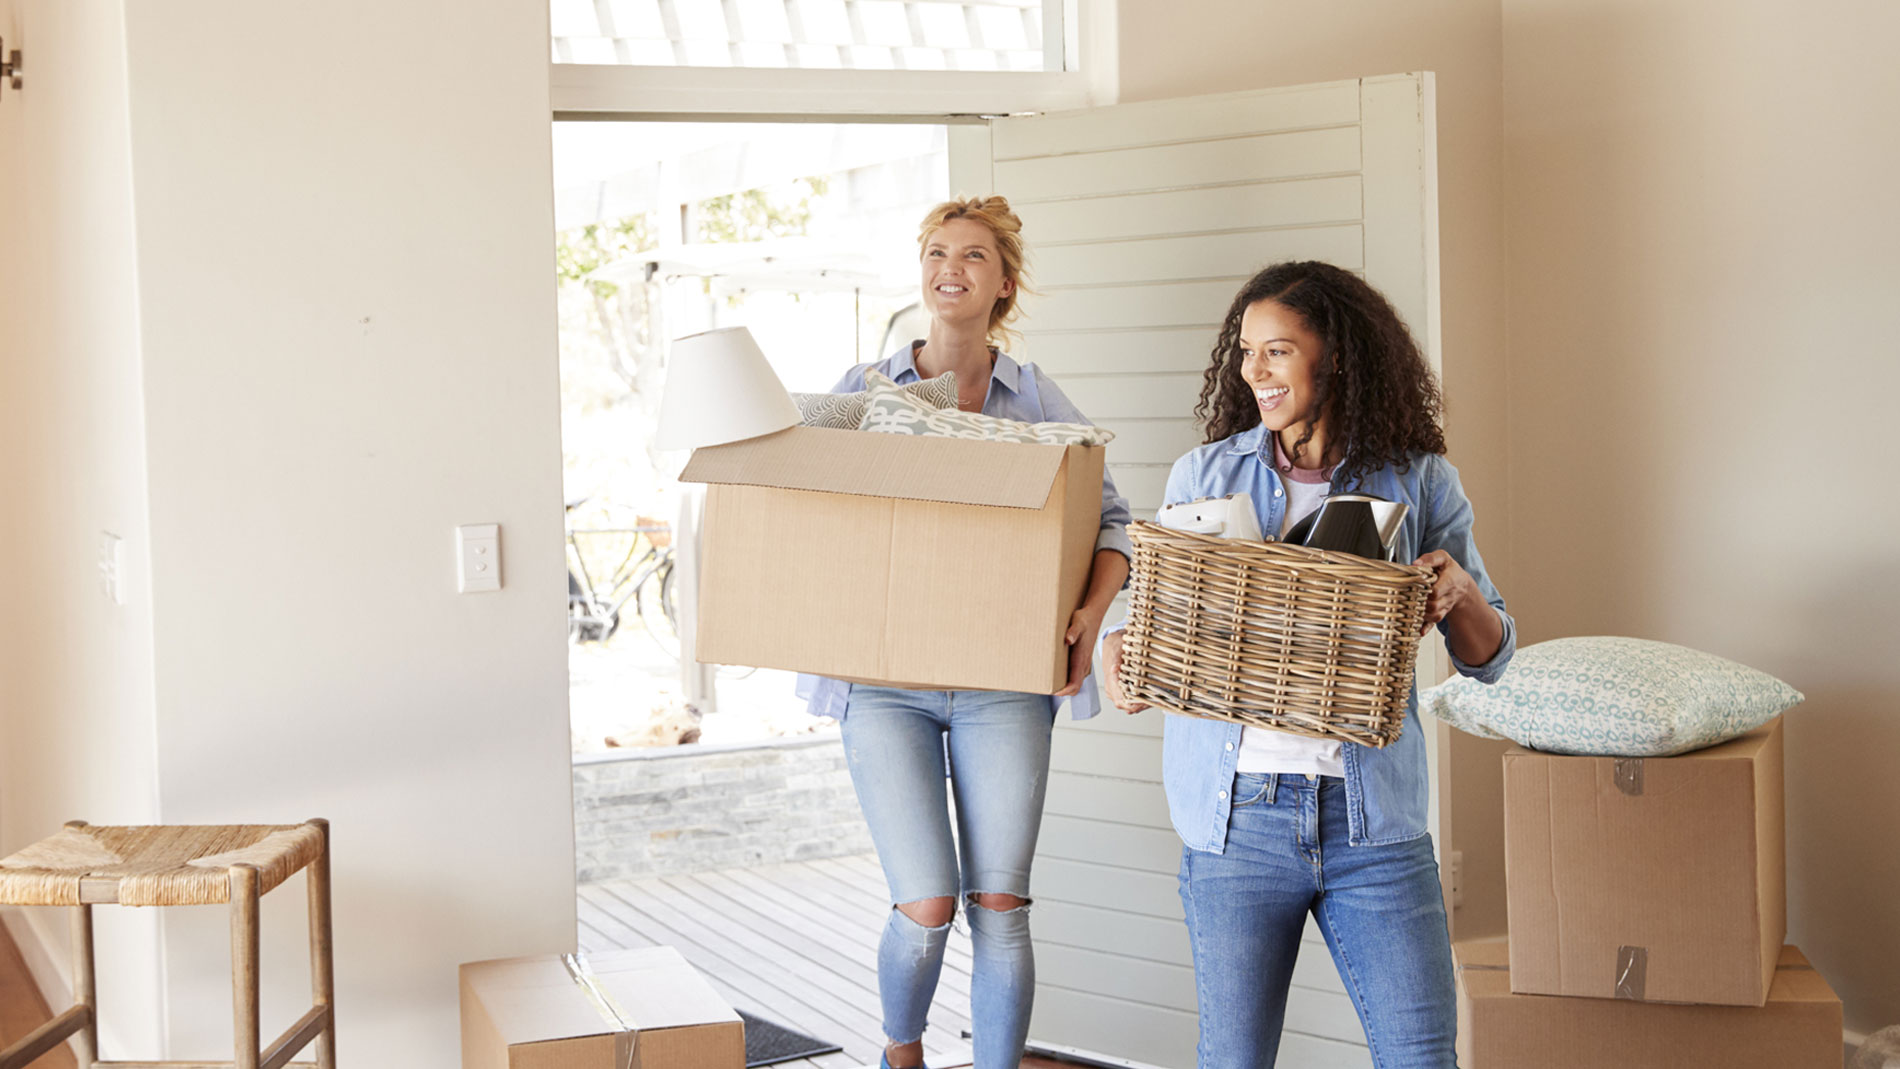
[738,1009,844,1068]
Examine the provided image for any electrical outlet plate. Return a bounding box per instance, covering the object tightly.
[457,524,501,593]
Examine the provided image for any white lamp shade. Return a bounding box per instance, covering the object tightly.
[654,326,801,451]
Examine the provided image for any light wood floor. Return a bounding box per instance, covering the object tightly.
[580,852,990,1069]
[0,922,76,1069]
[2,865,1068,1069]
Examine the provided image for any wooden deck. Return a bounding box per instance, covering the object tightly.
[579,852,981,1069]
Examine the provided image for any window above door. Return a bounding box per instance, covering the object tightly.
[550,0,1117,118]
[552,0,1058,71]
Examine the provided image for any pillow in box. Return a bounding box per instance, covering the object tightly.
[793,370,958,429]
[1421,636,1803,756]
[858,369,1115,446]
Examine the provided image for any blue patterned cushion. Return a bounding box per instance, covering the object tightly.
[1421,637,1802,756]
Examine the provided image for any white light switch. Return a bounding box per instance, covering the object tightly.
[457,524,501,593]
[99,531,124,606]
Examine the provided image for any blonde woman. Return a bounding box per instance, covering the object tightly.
[799,197,1133,1069]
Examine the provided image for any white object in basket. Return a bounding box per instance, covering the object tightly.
[1155,493,1265,542]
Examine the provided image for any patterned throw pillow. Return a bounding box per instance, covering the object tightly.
[793,371,959,429]
[857,370,1115,446]
[1421,636,1803,756]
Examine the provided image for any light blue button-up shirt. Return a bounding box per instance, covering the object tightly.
[798,342,1135,721]
[1110,424,1516,849]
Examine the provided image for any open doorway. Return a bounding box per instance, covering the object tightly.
[552,71,1445,1069]
[555,117,980,1069]
[554,120,947,756]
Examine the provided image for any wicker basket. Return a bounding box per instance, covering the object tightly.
[1120,520,1435,748]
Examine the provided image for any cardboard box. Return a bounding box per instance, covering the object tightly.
[460,947,744,1069]
[1503,719,1785,1006]
[1456,941,1841,1068]
[681,425,1105,692]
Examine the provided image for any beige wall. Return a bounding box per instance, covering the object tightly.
[1,0,579,1063]
[0,0,167,1052]
[1500,0,1900,1036]
[1118,0,1518,937]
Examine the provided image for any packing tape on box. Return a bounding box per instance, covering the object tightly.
[1615,945,1648,1000]
[562,953,636,1069]
[1613,758,1645,796]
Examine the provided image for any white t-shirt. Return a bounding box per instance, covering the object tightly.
[1234,443,1348,777]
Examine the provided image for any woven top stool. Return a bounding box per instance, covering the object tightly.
[0,820,335,1069]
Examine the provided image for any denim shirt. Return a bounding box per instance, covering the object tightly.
[1111,424,1516,849]
[798,341,1135,722]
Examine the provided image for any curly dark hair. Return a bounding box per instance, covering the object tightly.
[1194,261,1446,483]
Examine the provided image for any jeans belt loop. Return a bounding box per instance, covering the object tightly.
[1264,773,1278,806]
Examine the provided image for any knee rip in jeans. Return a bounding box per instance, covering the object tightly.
[893,896,956,929]
[967,891,1031,914]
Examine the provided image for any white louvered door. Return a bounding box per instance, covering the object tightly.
[953,73,1443,1069]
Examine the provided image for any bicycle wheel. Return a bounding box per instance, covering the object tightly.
[638,557,680,661]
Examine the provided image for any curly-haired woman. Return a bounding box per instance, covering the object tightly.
[800,196,1132,1069]
[1101,261,1515,1068]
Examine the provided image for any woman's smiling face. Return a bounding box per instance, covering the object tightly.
[920,217,1014,330]
[1239,298,1327,436]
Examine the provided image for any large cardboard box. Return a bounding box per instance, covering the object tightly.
[681,425,1105,692]
[1455,941,1841,1068]
[1503,719,1785,1006]
[460,947,744,1069]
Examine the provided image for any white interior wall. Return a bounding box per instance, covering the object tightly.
[118,1,576,1061]
[0,0,166,1053]
[1499,0,1900,1037]
[2,0,577,1063]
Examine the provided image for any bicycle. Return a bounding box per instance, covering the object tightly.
[565,498,679,659]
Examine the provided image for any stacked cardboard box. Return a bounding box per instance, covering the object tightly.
[1456,719,1844,1067]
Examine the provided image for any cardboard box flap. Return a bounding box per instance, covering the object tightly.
[1501,720,1777,764]
[460,956,618,1047]
[461,947,739,1048]
[679,426,1068,510]
[587,947,742,1031]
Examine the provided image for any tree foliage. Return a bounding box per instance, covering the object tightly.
[556,214,655,302]
[693,176,830,244]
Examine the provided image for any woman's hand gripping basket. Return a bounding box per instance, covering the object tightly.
[1120,520,1435,747]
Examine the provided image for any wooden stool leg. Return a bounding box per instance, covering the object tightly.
[306,819,335,1069]
[230,864,260,1069]
[61,819,97,1069]
[70,904,95,1068]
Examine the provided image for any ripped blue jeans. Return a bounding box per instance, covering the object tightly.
[839,685,1056,1069]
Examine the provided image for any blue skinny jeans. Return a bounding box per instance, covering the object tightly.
[839,685,1055,1069]
[1179,773,1458,1068]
